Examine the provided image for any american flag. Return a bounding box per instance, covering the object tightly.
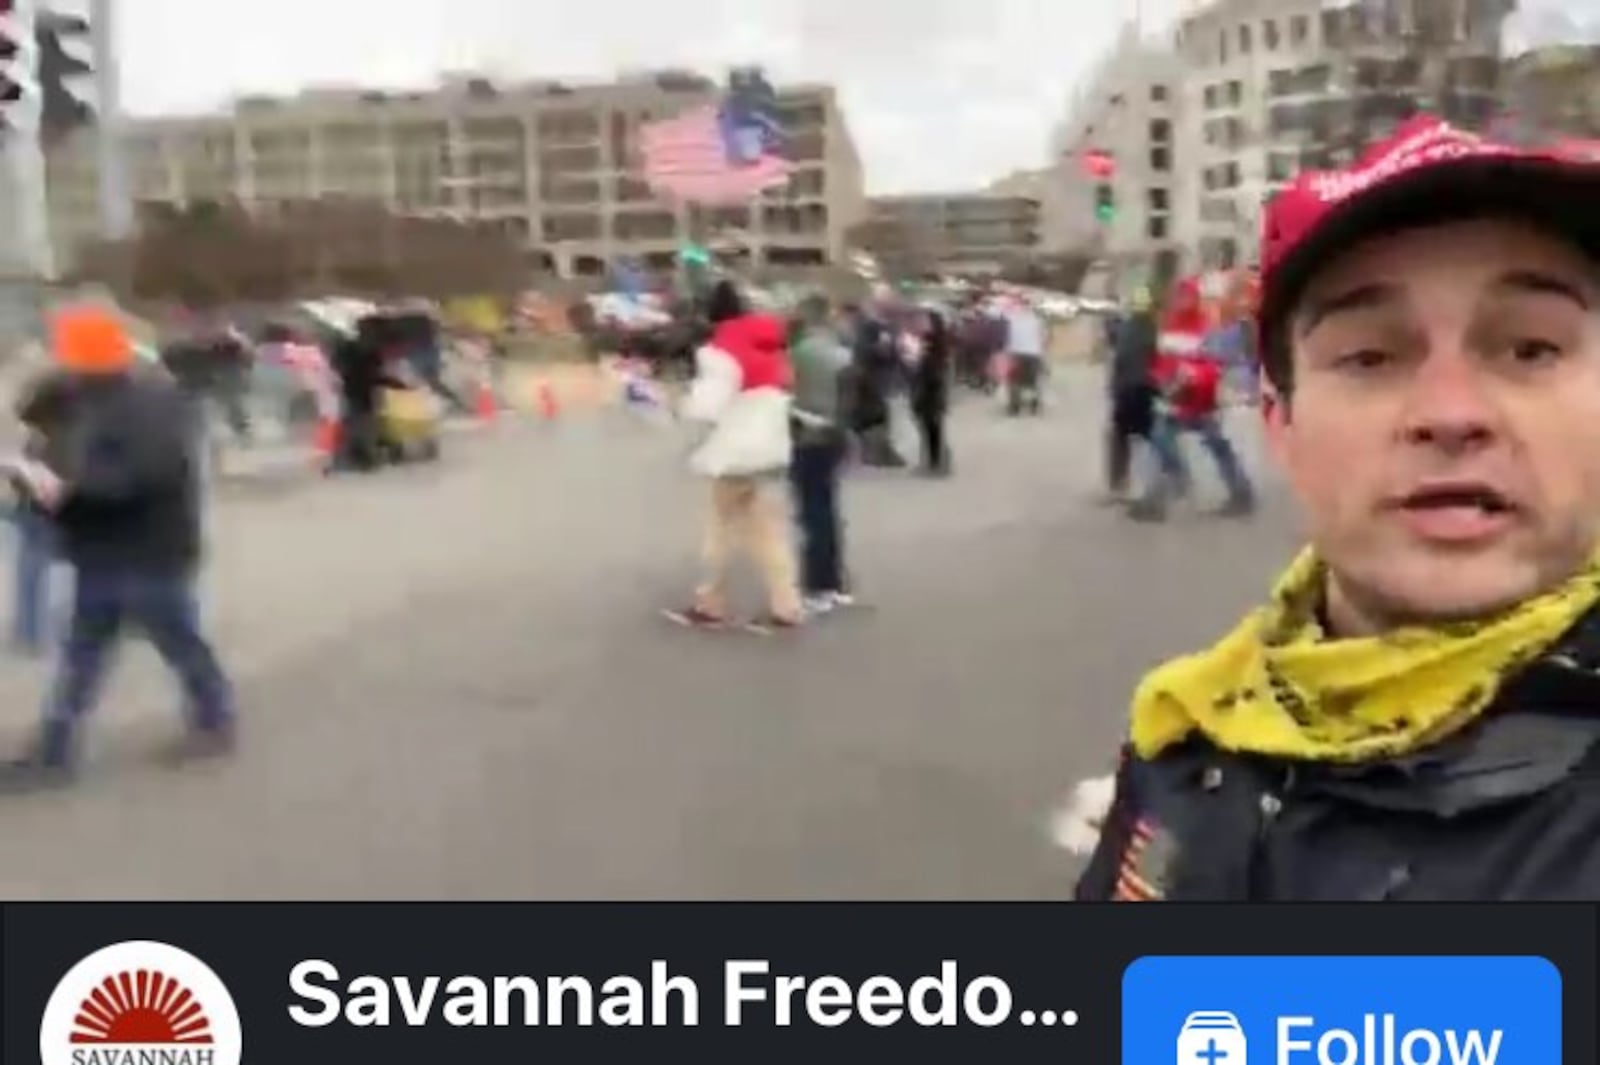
[638,104,792,205]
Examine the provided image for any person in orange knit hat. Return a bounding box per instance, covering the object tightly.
[1,303,237,793]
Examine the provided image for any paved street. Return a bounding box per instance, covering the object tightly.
[0,368,1302,899]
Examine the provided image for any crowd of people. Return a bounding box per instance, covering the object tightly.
[656,279,1056,632]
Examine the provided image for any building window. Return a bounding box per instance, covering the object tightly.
[1148,216,1169,241]
[1204,84,1219,109]
[1150,146,1171,172]
[1264,19,1280,51]
[1321,9,1344,48]
[1227,80,1244,107]
[1148,118,1172,143]
[1239,23,1252,54]
[1268,153,1295,182]
[1291,14,1310,44]
[1218,31,1228,64]
[1224,161,1241,188]
[1269,69,1293,96]
[1147,188,1170,212]
[1151,84,1169,103]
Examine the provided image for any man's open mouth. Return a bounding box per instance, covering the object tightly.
[1398,484,1516,516]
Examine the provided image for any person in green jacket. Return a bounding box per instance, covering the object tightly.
[788,294,855,614]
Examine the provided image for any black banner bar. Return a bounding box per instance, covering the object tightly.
[4,904,1593,1063]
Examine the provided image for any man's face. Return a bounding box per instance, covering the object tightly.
[1264,217,1600,629]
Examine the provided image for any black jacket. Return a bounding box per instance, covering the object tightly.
[911,332,951,417]
[1075,607,1600,901]
[1108,310,1158,397]
[49,369,202,574]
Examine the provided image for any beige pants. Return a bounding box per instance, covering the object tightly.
[695,475,802,621]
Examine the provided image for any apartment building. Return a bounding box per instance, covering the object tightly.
[862,192,1042,276]
[1502,42,1600,138]
[1047,22,1186,291]
[44,69,868,276]
[1174,0,1512,269]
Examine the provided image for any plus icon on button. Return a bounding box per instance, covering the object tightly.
[1177,1011,1248,1065]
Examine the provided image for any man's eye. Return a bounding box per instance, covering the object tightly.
[1508,338,1563,364]
[1335,349,1391,371]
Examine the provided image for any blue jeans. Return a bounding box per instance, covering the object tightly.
[39,567,235,767]
[790,436,847,595]
[11,506,59,652]
[1141,412,1253,508]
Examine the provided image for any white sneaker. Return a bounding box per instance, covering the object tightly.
[803,595,838,617]
[830,591,857,608]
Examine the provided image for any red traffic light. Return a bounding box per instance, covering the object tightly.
[1082,150,1116,179]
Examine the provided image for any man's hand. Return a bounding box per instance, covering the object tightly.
[11,460,64,510]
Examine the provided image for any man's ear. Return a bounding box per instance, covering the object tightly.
[1260,377,1291,468]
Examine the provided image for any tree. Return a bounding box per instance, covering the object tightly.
[78,198,529,305]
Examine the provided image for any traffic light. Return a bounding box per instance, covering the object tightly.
[36,6,93,140]
[0,0,38,133]
[1082,149,1115,179]
[1095,183,1116,223]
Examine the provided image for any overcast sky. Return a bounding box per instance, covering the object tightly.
[117,0,1598,195]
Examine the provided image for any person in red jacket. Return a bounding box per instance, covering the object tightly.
[1129,277,1256,521]
[664,281,804,634]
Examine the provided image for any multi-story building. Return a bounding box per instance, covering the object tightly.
[861,192,1042,276]
[1502,42,1600,138]
[1174,0,1512,269]
[44,69,868,276]
[1047,22,1186,292]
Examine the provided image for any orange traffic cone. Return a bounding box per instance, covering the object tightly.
[312,415,340,470]
[475,380,499,423]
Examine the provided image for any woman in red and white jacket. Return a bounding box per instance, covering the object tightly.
[663,281,804,634]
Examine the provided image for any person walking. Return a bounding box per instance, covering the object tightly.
[1,305,237,793]
[844,304,906,468]
[788,294,855,615]
[910,307,953,476]
[8,361,72,655]
[1130,278,1254,521]
[1102,288,1182,504]
[1003,297,1047,416]
[664,281,803,634]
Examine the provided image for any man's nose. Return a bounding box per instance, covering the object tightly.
[1398,347,1501,453]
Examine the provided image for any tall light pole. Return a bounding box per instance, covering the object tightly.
[89,0,129,240]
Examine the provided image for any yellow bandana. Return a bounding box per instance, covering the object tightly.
[1130,547,1600,764]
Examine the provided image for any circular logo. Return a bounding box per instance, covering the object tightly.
[40,940,243,1065]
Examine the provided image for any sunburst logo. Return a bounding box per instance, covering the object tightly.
[71,970,214,1044]
[40,942,242,1065]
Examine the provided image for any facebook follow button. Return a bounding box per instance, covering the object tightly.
[1122,956,1561,1065]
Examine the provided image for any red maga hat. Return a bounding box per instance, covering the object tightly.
[1257,115,1600,366]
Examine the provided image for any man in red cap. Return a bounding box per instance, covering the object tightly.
[1074,116,1600,899]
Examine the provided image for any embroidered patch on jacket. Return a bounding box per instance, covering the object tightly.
[1113,816,1177,901]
